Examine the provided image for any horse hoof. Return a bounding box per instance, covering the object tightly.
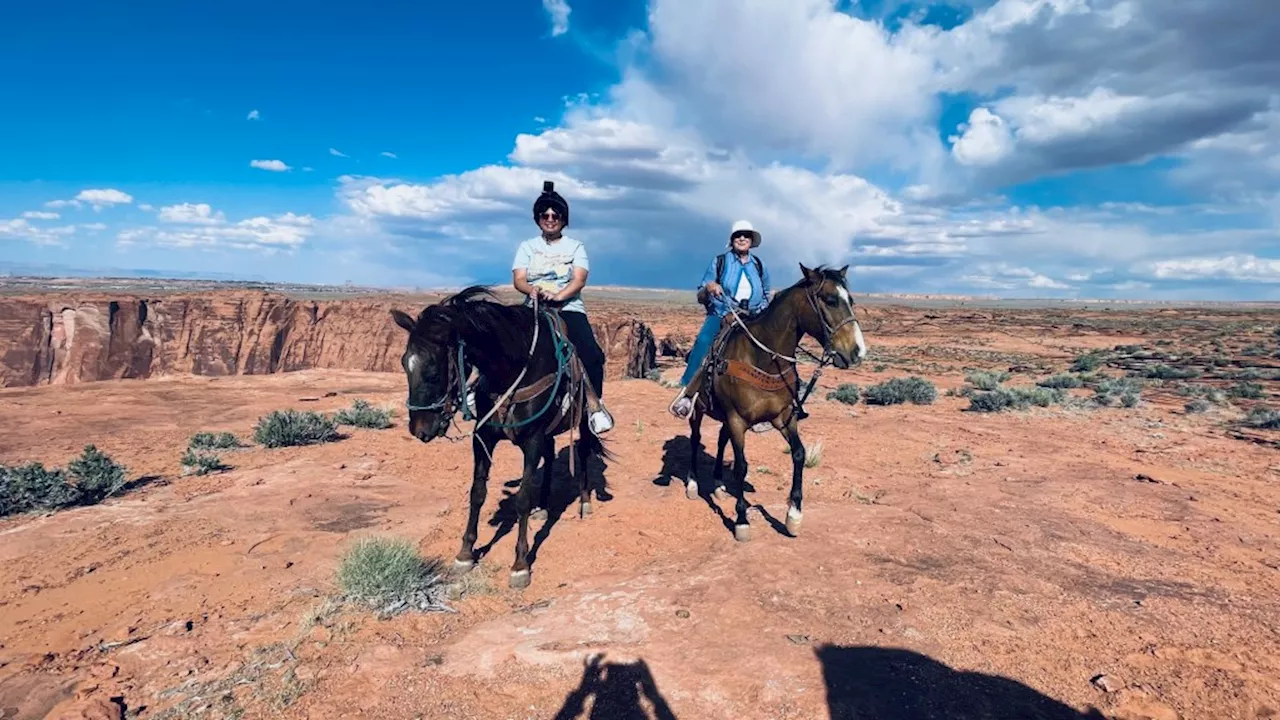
[685,480,698,499]
[530,507,549,522]
[452,559,475,575]
[786,506,803,536]
[580,502,593,518]
[509,569,531,589]
[734,524,751,542]
[714,486,729,501]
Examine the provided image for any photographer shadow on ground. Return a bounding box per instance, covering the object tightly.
[817,644,1109,720]
[552,653,677,720]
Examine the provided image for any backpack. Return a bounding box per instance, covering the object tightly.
[716,252,764,288]
[698,252,765,310]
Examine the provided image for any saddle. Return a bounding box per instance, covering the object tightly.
[696,312,798,414]
[484,309,599,440]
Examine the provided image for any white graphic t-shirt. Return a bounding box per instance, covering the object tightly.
[511,235,590,314]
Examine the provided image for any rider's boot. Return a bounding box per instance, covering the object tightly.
[584,384,613,435]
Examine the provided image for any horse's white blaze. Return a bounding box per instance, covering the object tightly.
[406,354,419,374]
[837,285,851,308]
[853,321,867,358]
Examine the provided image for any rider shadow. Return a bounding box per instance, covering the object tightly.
[656,436,792,539]
[551,654,677,720]
[816,645,1108,719]
[475,446,611,567]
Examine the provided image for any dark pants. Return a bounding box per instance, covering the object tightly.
[558,310,606,398]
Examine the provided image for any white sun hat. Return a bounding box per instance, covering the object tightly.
[728,219,762,248]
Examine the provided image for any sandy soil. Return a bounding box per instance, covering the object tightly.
[2,306,1279,720]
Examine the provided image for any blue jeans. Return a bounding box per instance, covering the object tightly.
[681,314,724,386]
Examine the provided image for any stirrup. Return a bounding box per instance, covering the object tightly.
[589,407,614,435]
[669,392,696,419]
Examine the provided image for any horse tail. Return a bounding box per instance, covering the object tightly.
[577,427,616,463]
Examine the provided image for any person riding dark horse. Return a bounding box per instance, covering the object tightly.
[512,180,613,435]
[668,219,771,422]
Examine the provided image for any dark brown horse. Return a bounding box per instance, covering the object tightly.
[391,287,611,589]
[684,264,867,541]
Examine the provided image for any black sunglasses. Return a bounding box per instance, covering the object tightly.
[731,231,753,240]
[539,210,561,220]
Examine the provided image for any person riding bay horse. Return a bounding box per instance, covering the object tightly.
[669,219,772,423]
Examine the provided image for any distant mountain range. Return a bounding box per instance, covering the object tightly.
[0,260,259,282]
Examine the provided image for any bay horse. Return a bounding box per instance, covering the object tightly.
[684,264,867,542]
[391,286,611,589]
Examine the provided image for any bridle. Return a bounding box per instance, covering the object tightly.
[401,293,568,434]
[721,278,861,417]
[802,281,860,363]
[405,337,470,419]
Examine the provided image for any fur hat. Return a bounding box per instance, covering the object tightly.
[533,180,569,226]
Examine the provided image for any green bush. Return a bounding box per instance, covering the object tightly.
[189,431,241,450]
[967,386,1067,413]
[254,410,340,448]
[964,370,1010,391]
[1093,377,1144,407]
[1143,364,1199,380]
[181,449,226,476]
[1244,407,1280,430]
[333,399,394,430]
[1,446,129,518]
[1071,351,1107,372]
[1037,373,1083,389]
[68,445,128,504]
[1176,384,1227,405]
[336,536,453,616]
[825,383,861,405]
[1184,399,1212,414]
[863,376,937,406]
[1228,382,1266,400]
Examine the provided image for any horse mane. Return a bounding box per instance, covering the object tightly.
[744,265,846,327]
[429,285,538,363]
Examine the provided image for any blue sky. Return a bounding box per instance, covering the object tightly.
[3,0,1279,298]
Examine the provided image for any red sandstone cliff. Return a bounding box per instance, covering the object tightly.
[0,291,657,388]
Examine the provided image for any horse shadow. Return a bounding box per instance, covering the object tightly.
[816,645,1109,719]
[475,445,611,567]
[551,654,677,720]
[655,436,791,539]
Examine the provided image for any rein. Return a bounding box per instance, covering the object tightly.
[404,292,578,453]
[722,283,859,415]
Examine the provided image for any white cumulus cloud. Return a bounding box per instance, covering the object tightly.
[250,159,291,172]
[542,0,571,36]
[158,203,226,225]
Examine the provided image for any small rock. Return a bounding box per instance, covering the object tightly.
[785,634,811,645]
[1091,673,1122,693]
[284,561,295,569]
[676,609,690,619]
[424,655,445,666]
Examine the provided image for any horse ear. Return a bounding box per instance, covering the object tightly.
[838,265,849,283]
[390,309,415,333]
[798,263,817,283]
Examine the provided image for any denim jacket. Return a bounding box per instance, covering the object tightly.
[699,251,771,317]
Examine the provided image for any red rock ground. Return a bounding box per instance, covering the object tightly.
[1,304,1279,720]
